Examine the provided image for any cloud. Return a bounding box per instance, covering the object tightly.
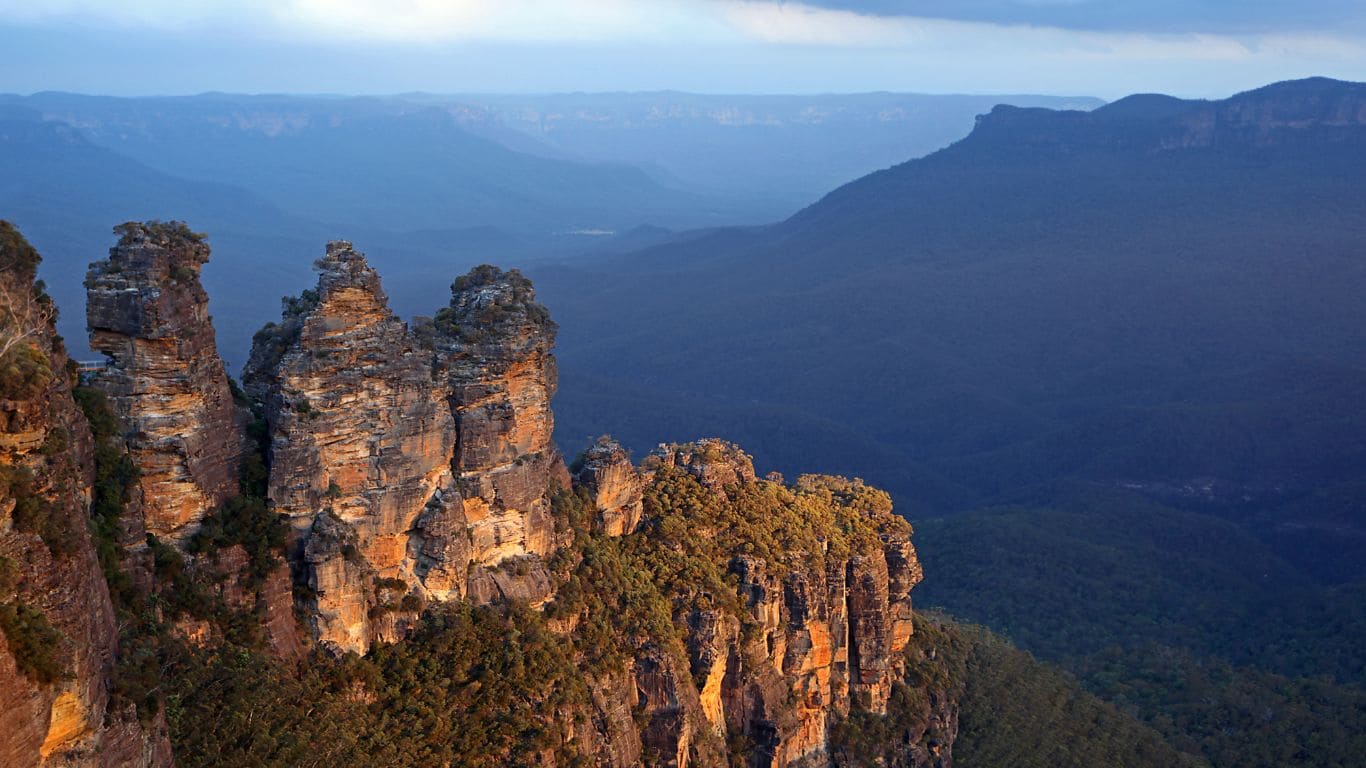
[798,0,1366,35]
[7,0,1362,57]
[2,0,1363,99]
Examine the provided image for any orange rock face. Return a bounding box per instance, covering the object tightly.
[244,242,457,652]
[244,251,573,652]
[1,222,169,767]
[575,438,645,537]
[86,221,246,545]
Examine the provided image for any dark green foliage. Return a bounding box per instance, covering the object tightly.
[0,600,66,684]
[74,384,139,603]
[1077,645,1366,768]
[549,485,595,552]
[366,603,589,767]
[166,643,376,768]
[547,536,680,673]
[830,615,1204,768]
[188,496,288,588]
[0,554,16,595]
[434,265,552,342]
[915,488,1366,767]
[946,620,1207,768]
[113,219,207,247]
[166,604,591,768]
[249,288,322,381]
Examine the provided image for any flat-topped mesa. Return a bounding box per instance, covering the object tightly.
[243,241,460,652]
[86,221,246,545]
[429,265,571,600]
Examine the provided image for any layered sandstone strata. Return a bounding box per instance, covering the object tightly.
[86,221,245,544]
[244,251,573,651]
[1,222,170,767]
[575,437,644,536]
[429,265,571,600]
[243,242,457,650]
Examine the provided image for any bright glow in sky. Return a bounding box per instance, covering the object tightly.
[2,0,1363,98]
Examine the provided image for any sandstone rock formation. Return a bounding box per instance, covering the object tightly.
[0,222,170,767]
[243,251,573,651]
[46,222,947,765]
[649,438,756,491]
[86,221,245,545]
[575,437,644,536]
[244,241,456,650]
[635,445,928,766]
[431,265,572,590]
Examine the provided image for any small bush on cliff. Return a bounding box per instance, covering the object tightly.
[0,220,42,278]
[113,220,207,248]
[188,495,287,587]
[0,600,66,684]
[75,384,140,603]
[1,463,80,557]
[0,343,52,401]
[0,555,16,596]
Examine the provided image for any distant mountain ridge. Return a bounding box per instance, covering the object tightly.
[0,88,1104,368]
[537,75,1366,558]
[967,76,1366,151]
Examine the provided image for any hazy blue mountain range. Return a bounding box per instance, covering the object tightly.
[423,91,1102,207]
[0,89,1098,366]
[535,77,1366,547]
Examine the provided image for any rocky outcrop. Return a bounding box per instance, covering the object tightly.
[432,265,571,594]
[243,253,575,651]
[575,437,644,536]
[636,444,927,767]
[86,221,245,545]
[71,224,947,764]
[243,241,456,651]
[0,221,169,767]
[650,439,756,492]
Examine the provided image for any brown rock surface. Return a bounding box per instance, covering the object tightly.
[86,221,245,545]
[244,242,458,652]
[432,265,571,602]
[575,437,644,536]
[0,222,168,767]
[648,439,756,494]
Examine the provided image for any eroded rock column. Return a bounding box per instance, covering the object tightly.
[431,265,572,603]
[86,221,245,545]
[243,242,459,651]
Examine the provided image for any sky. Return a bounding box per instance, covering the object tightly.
[2,1,1364,99]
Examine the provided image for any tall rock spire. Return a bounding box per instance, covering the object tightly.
[243,241,458,651]
[86,221,245,545]
[434,265,571,557]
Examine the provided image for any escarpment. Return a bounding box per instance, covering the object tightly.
[86,221,246,545]
[634,444,935,766]
[8,220,947,767]
[0,222,170,768]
